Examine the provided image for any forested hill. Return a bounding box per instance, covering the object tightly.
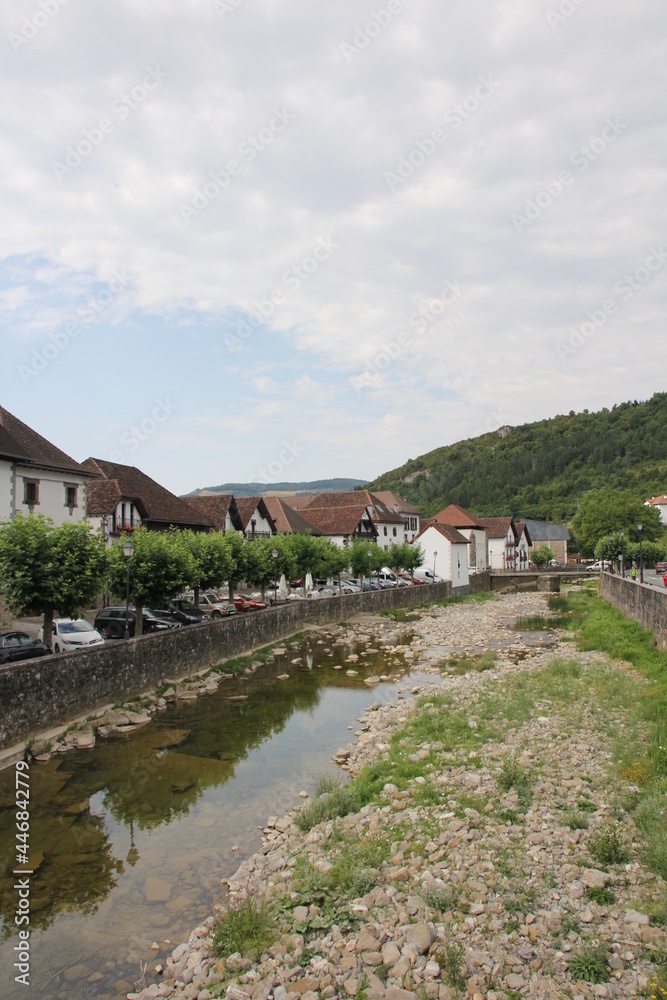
[368,394,667,522]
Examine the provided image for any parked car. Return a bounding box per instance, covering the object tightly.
[94,607,180,639]
[151,599,212,625]
[656,562,667,574]
[184,592,236,618]
[233,596,267,612]
[39,618,105,653]
[340,580,361,594]
[413,567,445,584]
[0,631,52,664]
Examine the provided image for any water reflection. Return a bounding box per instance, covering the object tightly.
[0,629,423,999]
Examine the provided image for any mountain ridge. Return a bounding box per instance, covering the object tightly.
[184,478,368,499]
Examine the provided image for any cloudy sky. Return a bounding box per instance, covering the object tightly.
[1,0,665,494]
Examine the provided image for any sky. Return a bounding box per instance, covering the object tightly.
[1,0,666,495]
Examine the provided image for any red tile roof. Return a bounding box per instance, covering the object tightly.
[0,406,94,476]
[646,495,667,505]
[82,458,213,528]
[186,495,244,532]
[301,492,378,537]
[372,491,421,516]
[477,516,518,540]
[433,504,483,529]
[234,496,276,533]
[415,522,469,545]
[514,521,532,545]
[263,496,322,535]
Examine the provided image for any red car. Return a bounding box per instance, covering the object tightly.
[233,596,268,612]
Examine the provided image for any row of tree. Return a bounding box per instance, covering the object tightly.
[0,515,425,645]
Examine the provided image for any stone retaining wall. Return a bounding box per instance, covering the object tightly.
[599,571,667,648]
[0,577,490,748]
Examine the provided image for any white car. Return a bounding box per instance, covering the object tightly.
[40,618,105,653]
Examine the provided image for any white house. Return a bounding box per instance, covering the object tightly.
[645,495,667,526]
[413,523,469,587]
[234,496,276,540]
[478,517,518,570]
[290,492,377,548]
[515,522,532,570]
[432,504,487,572]
[372,491,421,543]
[186,494,245,534]
[0,406,94,526]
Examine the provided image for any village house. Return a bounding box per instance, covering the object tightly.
[371,490,421,543]
[289,491,378,548]
[234,497,276,540]
[515,522,532,570]
[186,494,244,534]
[522,519,570,565]
[82,458,213,545]
[431,504,488,572]
[0,406,96,526]
[644,494,667,526]
[262,496,323,536]
[477,516,518,570]
[413,522,470,587]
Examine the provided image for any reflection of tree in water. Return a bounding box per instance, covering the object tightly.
[0,642,405,936]
[0,809,122,940]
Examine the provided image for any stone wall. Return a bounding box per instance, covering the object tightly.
[0,578,487,748]
[599,572,667,648]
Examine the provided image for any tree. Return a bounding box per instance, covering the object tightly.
[572,489,662,556]
[181,531,233,604]
[0,514,108,648]
[107,529,194,635]
[530,545,554,567]
[387,541,423,581]
[244,537,277,599]
[221,531,246,601]
[285,533,330,595]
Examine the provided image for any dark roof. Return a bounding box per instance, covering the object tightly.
[186,495,244,532]
[477,516,518,540]
[523,519,570,543]
[372,491,421,516]
[82,458,213,528]
[415,522,469,545]
[515,522,533,546]
[263,497,322,535]
[434,504,484,529]
[0,406,94,476]
[234,496,276,533]
[301,492,378,537]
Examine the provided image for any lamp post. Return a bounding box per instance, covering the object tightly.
[609,535,614,574]
[620,529,624,577]
[433,551,438,583]
[122,539,135,639]
[272,548,278,606]
[368,548,373,591]
[637,521,644,583]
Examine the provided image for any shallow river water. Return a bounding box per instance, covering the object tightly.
[0,628,431,1000]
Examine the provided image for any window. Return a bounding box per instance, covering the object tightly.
[384,527,387,536]
[23,480,39,506]
[393,527,397,537]
[65,484,78,509]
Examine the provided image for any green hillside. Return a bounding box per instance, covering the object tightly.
[368,393,667,522]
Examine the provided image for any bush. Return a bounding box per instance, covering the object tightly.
[589,824,630,866]
[211,896,274,959]
[568,945,610,984]
[294,780,359,832]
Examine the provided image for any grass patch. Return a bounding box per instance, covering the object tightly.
[437,941,466,992]
[211,896,275,959]
[514,614,551,630]
[563,808,589,830]
[585,884,616,905]
[423,885,460,914]
[444,649,498,675]
[567,944,610,984]
[589,823,631,866]
[295,778,360,832]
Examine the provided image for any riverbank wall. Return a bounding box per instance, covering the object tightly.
[600,570,667,648]
[0,575,491,748]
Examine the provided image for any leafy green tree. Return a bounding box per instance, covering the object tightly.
[0,514,108,648]
[386,541,423,581]
[403,543,424,576]
[244,537,278,599]
[572,489,661,556]
[284,533,331,595]
[107,529,194,635]
[180,530,233,604]
[221,531,246,601]
[321,542,350,593]
[530,545,554,567]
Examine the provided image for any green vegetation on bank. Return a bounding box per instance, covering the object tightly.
[367,392,667,524]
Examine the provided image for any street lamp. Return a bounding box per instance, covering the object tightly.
[433,550,438,582]
[272,548,278,606]
[620,529,624,577]
[609,535,614,575]
[637,521,644,583]
[368,548,373,590]
[122,539,135,639]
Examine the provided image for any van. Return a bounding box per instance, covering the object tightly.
[412,567,445,584]
[378,567,398,587]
